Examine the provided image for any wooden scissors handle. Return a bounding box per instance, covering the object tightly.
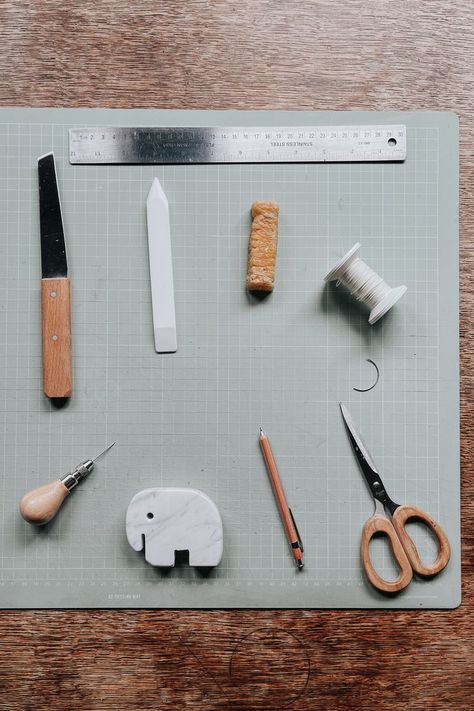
[392,504,451,577]
[361,514,413,593]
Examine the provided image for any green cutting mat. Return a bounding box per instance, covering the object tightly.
[0,109,460,608]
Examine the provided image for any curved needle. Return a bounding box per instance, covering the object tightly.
[353,359,380,393]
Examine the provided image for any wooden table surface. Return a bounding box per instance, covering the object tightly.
[0,2,472,709]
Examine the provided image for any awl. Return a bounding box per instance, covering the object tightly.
[20,442,115,525]
[38,153,72,398]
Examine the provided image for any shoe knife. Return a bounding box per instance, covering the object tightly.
[38,153,72,398]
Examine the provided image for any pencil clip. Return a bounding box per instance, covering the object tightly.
[289,508,304,552]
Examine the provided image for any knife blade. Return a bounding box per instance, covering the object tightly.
[38,153,72,398]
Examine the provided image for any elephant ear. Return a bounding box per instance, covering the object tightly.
[126,527,144,552]
[125,488,156,551]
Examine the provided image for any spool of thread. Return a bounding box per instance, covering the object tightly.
[325,243,407,325]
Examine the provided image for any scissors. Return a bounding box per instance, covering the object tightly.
[340,403,451,593]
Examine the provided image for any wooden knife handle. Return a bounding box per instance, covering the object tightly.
[41,277,72,398]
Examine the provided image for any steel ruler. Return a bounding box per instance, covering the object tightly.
[69,125,407,164]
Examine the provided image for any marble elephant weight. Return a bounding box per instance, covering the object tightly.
[126,487,223,567]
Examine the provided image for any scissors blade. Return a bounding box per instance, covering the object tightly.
[339,403,399,515]
[339,404,379,473]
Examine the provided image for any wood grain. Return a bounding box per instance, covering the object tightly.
[392,504,451,577]
[41,277,72,398]
[360,514,413,593]
[0,1,473,709]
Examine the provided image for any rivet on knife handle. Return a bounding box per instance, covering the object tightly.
[38,153,72,398]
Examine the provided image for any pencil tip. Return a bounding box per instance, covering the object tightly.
[297,560,304,570]
[259,427,265,437]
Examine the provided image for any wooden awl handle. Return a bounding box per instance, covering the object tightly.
[19,480,70,525]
